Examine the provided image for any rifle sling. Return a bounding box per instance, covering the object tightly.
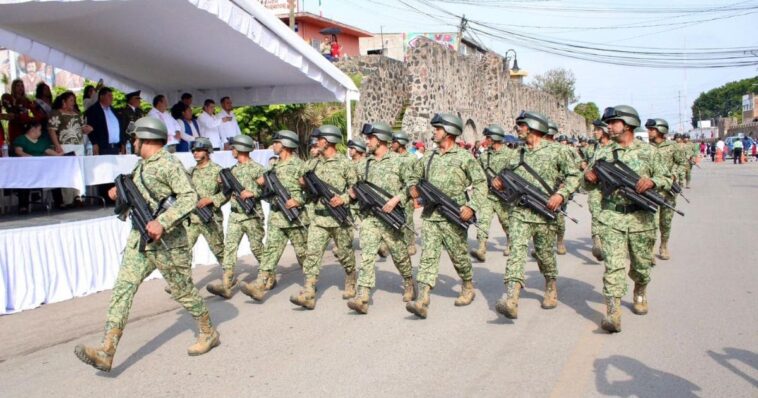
[516,148,554,195]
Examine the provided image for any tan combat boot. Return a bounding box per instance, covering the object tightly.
[502,234,511,257]
[74,328,122,372]
[495,281,521,319]
[601,297,622,333]
[454,280,476,306]
[342,270,357,299]
[407,244,417,256]
[206,270,237,299]
[405,283,431,318]
[591,235,604,261]
[469,240,487,262]
[290,277,318,310]
[632,283,648,315]
[240,271,276,301]
[556,234,567,255]
[347,286,370,314]
[659,239,670,260]
[542,278,558,309]
[402,276,417,302]
[187,313,220,356]
[378,243,389,258]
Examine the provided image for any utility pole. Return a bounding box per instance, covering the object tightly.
[456,14,467,54]
[678,90,683,133]
[289,0,296,31]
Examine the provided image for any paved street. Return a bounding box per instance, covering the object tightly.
[0,161,756,397]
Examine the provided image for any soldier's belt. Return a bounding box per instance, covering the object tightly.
[601,201,646,214]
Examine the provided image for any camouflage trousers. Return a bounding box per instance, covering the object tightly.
[475,198,509,242]
[105,245,209,332]
[685,164,692,185]
[556,213,566,239]
[186,218,225,264]
[303,223,356,278]
[357,216,413,289]
[416,219,473,288]
[403,202,416,248]
[505,220,558,285]
[222,214,264,273]
[587,188,603,237]
[599,223,654,298]
[658,192,676,241]
[258,221,309,273]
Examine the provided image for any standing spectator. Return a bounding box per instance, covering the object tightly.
[118,90,143,153]
[49,91,92,206]
[733,138,743,164]
[2,79,38,154]
[716,138,725,163]
[330,34,343,60]
[320,36,332,60]
[700,141,706,156]
[175,102,199,152]
[709,141,716,162]
[753,139,758,161]
[32,82,53,142]
[217,96,241,150]
[198,99,223,150]
[414,141,426,159]
[85,87,122,155]
[82,80,103,111]
[741,136,751,163]
[147,94,181,152]
[0,102,12,156]
[13,121,63,213]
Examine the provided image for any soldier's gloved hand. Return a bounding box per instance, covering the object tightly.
[197,198,213,208]
[635,178,655,193]
[584,170,598,184]
[146,220,164,241]
[285,198,300,209]
[460,206,474,222]
[492,176,504,191]
[256,176,265,186]
[546,194,564,211]
[382,195,402,213]
[409,186,419,199]
[329,195,344,207]
[240,190,255,200]
[107,187,118,201]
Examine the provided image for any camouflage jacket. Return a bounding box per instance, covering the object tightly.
[228,159,265,220]
[590,139,672,232]
[651,140,686,186]
[364,150,411,203]
[409,145,487,222]
[187,160,227,224]
[267,155,309,228]
[127,149,198,251]
[353,157,369,182]
[304,153,357,227]
[479,145,516,202]
[578,145,594,165]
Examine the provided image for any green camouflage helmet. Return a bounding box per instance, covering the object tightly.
[578,136,588,143]
[272,130,300,149]
[644,118,669,135]
[557,134,568,142]
[602,105,641,128]
[392,130,410,145]
[592,119,609,135]
[547,120,559,136]
[361,121,393,142]
[229,134,255,152]
[191,137,214,153]
[515,110,550,134]
[348,137,367,153]
[483,124,506,141]
[131,116,168,140]
[314,124,342,144]
[430,112,463,136]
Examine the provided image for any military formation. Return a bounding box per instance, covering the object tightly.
[74,105,696,371]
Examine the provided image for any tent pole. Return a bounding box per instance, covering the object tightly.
[345,97,352,143]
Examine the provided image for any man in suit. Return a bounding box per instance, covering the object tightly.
[85,87,123,155]
[119,90,143,154]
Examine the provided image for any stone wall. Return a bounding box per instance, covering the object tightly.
[339,37,587,143]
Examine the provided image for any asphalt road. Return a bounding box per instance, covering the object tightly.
[1,160,756,397]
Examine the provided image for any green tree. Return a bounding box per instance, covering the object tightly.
[531,68,579,106]
[573,102,599,123]
[691,76,758,127]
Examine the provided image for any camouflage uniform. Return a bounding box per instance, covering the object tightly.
[186,160,226,263]
[475,145,515,246]
[591,139,672,299]
[395,151,419,250]
[408,145,487,288]
[351,156,368,223]
[585,142,608,239]
[554,143,581,252]
[222,160,266,273]
[650,140,684,243]
[685,141,698,186]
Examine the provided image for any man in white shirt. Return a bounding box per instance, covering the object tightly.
[217,96,242,150]
[198,99,225,150]
[147,94,181,151]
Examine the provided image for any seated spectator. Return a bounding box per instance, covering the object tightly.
[330,34,342,60]
[175,102,198,152]
[13,121,63,213]
[2,79,38,154]
[49,91,93,207]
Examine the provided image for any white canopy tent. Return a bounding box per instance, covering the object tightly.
[0,0,359,133]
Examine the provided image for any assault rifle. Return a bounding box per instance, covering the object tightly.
[114,174,170,249]
[261,170,304,225]
[688,158,702,169]
[219,168,261,217]
[303,170,353,226]
[496,169,579,224]
[353,181,413,234]
[670,181,690,204]
[195,204,214,224]
[415,179,478,231]
[593,159,684,217]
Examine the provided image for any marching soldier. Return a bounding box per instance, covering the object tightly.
[492,111,580,319]
[588,120,611,261]
[674,134,688,186]
[186,138,226,265]
[406,113,487,318]
[207,134,265,299]
[347,122,416,314]
[290,125,358,309]
[585,105,672,333]
[391,130,419,256]
[74,117,219,372]
[470,124,514,262]
[683,133,697,188]
[348,137,368,225]
[240,131,309,301]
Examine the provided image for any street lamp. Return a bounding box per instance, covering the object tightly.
[504,49,520,73]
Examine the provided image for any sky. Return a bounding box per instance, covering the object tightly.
[295,0,758,132]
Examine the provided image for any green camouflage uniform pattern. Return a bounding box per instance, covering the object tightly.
[590,139,672,298]
[584,142,608,238]
[555,143,582,240]
[186,160,227,263]
[408,145,487,288]
[222,159,266,273]
[302,154,358,278]
[685,141,698,184]
[651,140,684,241]
[395,151,419,249]
[351,157,368,223]
[259,156,310,273]
[476,145,515,242]
[503,140,580,286]
[106,149,209,333]
[356,151,413,288]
